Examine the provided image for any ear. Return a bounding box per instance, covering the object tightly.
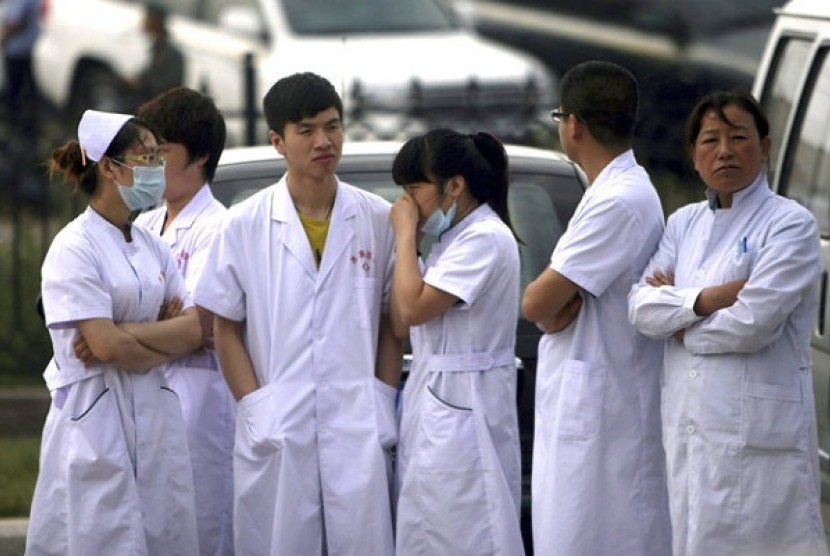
[570,118,586,141]
[269,130,285,156]
[760,135,771,163]
[98,157,119,182]
[689,144,700,175]
[448,175,466,198]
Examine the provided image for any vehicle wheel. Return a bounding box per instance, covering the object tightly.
[69,65,129,118]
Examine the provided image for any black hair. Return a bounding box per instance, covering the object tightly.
[49,118,156,196]
[138,86,227,182]
[145,2,169,24]
[559,61,639,149]
[686,88,769,148]
[392,128,520,240]
[262,72,343,137]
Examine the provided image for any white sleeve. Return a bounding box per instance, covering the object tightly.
[193,214,247,322]
[684,208,821,354]
[628,209,704,338]
[552,194,644,297]
[424,226,509,306]
[42,235,113,328]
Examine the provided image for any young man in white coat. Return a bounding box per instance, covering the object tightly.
[194,72,402,555]
[135,87,235,556]
[522,61,672,556]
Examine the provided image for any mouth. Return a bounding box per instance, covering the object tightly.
[715,164,740,173]
[314,153,336,163]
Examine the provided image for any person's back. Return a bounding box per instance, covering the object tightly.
[522,61,671,556]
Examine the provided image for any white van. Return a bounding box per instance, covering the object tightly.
[752,0,830,518]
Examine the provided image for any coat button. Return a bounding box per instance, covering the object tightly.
[689,369,699,379]
[686,424,697,435]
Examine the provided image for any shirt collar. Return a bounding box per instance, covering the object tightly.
[705,170,769,211]
[590,149,637,191]
[168,183,214,231]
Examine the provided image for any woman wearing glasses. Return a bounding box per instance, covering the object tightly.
[26,110,203,555]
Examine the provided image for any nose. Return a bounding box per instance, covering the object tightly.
[715,137,733,159]
[314,129,333,149]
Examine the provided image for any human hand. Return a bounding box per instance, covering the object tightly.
[694,278,747,316]
[73,331,98,367]
[646,270,675,287]
[389,194,420,237]
[158,297,183,321]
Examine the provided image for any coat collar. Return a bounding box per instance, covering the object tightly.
[705,170,771,212]
[270,174,358,282]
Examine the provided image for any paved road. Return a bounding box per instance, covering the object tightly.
[0,519,26,556]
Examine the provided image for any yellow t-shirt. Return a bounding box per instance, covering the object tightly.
[298,212,330,267]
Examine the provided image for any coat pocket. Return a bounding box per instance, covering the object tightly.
[373,378,398,450]
[556,359,606,441]
[398,386,494,555]
[742,380,804,451]
[238,385,283,457]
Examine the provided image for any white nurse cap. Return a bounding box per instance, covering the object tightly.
[77,109,133,165]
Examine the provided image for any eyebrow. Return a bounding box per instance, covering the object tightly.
[699,122,752,134]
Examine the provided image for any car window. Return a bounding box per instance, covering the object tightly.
[779,47,830,237]
[759,36,814,182]
[280,0,458,34]
[509,179,563,292]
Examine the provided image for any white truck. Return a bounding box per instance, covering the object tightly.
[33,0,557,146]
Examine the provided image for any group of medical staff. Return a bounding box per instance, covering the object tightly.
[24,60,828,556]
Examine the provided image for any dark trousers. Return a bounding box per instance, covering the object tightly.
[4,54,38,136]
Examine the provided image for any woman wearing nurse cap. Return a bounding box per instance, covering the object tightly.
[26,109,204,555]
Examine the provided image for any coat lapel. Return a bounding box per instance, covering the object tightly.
[271,180,319,280]
[317,184,356,286]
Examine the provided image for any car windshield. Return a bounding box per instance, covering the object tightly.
[280,0,458,35]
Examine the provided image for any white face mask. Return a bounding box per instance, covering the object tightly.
[420,197,457,237]
[110,159,166,210]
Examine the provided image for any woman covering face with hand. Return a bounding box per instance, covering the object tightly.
[629,90,827,556]
[389,128,524,555]
[26,110,203,556]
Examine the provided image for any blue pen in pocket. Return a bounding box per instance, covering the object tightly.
[736,236,748,257]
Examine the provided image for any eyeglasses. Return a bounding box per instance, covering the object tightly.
[549,109,587,125]
[111,153,166,167]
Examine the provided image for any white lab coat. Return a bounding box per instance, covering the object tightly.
[194,176,397,556]
[26,208,199,556]
[396,204,523,555]
[136,184,235,556]
[629,172,827,556]
[532,150,672,556]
